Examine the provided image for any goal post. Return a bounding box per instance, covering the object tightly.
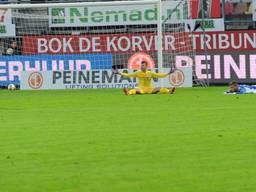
[157,0,163,71]
[0,0,207,88]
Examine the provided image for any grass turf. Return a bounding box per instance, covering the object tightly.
[0,87,256,192]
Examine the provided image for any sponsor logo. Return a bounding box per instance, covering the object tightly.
[49,1,188,27]
[21,68,193,90]
[28,72,43,89]
[128,52,155,69]
[195,20,215,30]
[29,30,256,55]
[49,1,222,28]
[23,34,180,54]
[169,69,185,86]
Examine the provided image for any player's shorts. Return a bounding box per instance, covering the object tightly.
[138,87,154,94]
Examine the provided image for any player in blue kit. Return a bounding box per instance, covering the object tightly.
[224,81,256,94]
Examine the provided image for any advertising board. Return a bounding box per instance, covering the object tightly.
[20,68,193,90]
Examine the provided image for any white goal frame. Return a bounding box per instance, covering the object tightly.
[0,0,209,87]
[0,0,164,70]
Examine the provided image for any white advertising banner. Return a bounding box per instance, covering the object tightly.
[20,68,192,90]
[187,18,224,32]
[49,2,224,31]
[0,9,16,37]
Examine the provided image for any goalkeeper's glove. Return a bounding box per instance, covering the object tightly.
[169,67,177,74]
[112,66,120,75]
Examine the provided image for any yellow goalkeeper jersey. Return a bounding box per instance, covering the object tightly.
[121,70,168,89]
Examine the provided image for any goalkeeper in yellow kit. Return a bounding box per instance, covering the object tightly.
[112,61,176,95]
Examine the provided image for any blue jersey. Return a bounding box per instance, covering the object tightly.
[225,84,256,94]
[238,85,256,94]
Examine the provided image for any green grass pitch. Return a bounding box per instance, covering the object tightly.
[0,87,256,192]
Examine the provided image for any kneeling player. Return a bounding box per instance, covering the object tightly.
[225,81,256,94]
[112,61,176,95]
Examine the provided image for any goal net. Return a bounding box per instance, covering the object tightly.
[0,0,208,88]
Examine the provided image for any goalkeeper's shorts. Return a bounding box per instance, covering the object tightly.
[139,87,154,94]
[128,87,170,95]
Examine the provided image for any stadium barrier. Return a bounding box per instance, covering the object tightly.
[20,68,192,90]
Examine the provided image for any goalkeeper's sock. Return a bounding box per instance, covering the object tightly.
[160,88,170,94]
[123,88,129,95]
[170,87,176,94]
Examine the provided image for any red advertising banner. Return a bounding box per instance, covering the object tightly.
[190,0,221,19]
[23,30,256,55]
[22,33,192,55]
[194,30,256,52]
